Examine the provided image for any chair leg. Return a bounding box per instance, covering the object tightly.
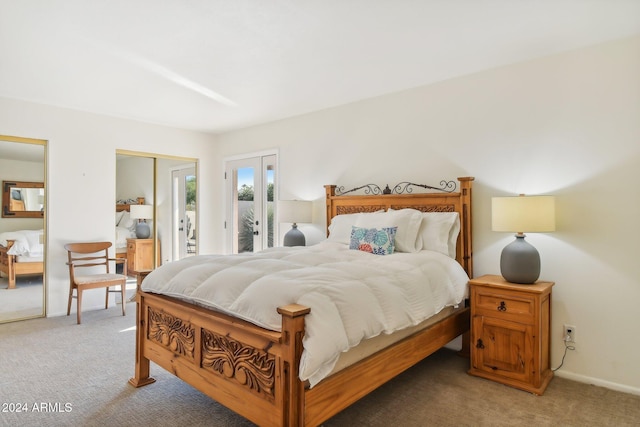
[105,286,110,309]
[121,283,126,316]
[76,288,83,324]
[67,286,74,316]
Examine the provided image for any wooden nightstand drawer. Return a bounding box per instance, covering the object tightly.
[472,288,535,322]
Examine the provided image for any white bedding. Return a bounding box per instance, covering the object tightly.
[142,240,469,387]
[0,229,44,257]
[115,225,135,249]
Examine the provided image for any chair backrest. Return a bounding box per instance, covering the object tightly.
[65,242,113,277]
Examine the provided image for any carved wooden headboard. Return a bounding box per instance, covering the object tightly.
[116,197,145,212]
[325,177,474,276]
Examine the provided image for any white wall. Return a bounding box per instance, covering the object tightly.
[116,156,154,203]
[0,97,218,317]
[215,36,640,394]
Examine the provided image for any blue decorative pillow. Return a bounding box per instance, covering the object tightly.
[349,226,398,255]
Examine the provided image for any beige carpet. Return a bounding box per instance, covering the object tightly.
[0,275,44,323]
[0,303,638,427]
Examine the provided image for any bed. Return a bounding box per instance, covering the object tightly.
[0,229,44,289]
[129,177,474,426]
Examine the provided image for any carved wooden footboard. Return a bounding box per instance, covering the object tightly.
[129,289,310,426]
[129,287,469,426]
[0,240,44,289]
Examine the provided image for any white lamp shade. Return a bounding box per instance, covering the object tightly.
[129,204,153,220]
[492,196,555,233]
[278,200,312,224]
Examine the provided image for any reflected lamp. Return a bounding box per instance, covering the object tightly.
[492,195,555,284]
[278,200,312,247]
[130,204,153,239]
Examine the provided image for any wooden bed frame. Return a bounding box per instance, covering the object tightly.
[116,196,145,212]
[0,239,43,289]
[129,177,474,426]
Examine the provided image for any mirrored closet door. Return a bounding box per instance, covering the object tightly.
[0,135,46,323]
[116,151,197,273]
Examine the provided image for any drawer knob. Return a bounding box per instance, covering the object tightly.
[497,301,507,312]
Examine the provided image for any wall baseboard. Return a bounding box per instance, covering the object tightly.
[555,370,640,396]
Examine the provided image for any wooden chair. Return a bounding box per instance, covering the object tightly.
[65,241,127,324]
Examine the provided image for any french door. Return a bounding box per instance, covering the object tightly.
[225,153,276,253]
[172,166,196,259]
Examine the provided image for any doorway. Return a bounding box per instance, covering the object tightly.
[225,153,277,254]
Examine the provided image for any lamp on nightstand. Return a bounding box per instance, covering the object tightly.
[130,204,153,239]
[492,195,555,284]
[278,200,312,246]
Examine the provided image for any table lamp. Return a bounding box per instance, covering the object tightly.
[278,200,312,246]
[130,204,153,239]
[492,195,555,284]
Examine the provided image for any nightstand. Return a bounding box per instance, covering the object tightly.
[468,274,554,395]
[126,238,154,275]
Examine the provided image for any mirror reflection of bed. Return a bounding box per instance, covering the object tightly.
[0,136,46,324]
[0,231,46,321]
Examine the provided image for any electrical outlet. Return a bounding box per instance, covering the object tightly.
[563,324,576,342]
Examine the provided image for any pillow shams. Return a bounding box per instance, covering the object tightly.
[419,212,459,258]
[349,226,397,255]
[355,209,423,253]
[327,210,386,244]
[118,211,135,230]
[327,213,362,245]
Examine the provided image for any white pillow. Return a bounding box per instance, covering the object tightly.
[119,211,135,230]
[327,213,363,244]
[418,212,460,258]
[356,209,423,253]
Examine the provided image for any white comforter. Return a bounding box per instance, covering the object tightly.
[142,241,469,387]
[0,229,44,256]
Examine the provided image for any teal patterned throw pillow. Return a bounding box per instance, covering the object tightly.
[349,226,398,255]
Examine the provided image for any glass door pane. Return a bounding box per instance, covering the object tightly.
[264,157,276,249]
[172,166,196,259]
[225,154,276,254]
[237,165,257,253]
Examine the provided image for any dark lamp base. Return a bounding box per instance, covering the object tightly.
[135,222,151,239]
[500,234,540,284]
[283,224,306,247]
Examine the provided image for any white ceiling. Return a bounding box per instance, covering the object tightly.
[1,1,639,135]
